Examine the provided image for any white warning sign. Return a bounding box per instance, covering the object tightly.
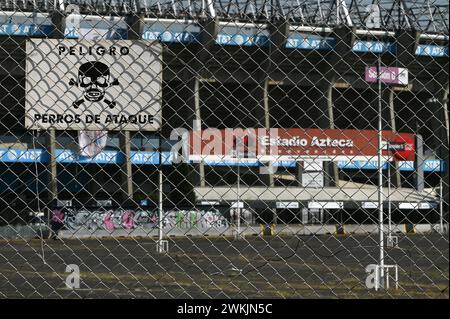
[25,39,162,131]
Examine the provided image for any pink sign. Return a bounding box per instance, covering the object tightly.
[365,66,408,85]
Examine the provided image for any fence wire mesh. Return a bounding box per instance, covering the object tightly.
[0,0,448,299]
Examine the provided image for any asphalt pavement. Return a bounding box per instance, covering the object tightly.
[0,234,448,298]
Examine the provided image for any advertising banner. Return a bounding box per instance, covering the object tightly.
[187,128,416,162]
[365,66,409,85]
[25,39,162,131]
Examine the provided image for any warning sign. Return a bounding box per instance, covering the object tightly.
[25,39,162,131]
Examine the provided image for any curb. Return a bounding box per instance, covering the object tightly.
[6,223,444,240]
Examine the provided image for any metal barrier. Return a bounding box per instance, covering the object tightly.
[0,0,448,298]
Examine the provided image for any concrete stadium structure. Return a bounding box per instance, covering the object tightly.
[0,0,448,225]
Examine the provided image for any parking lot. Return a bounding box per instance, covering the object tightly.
[0,234,448,298]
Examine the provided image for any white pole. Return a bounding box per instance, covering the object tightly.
[158,163,163,245]
[377,55,385,288]
[388,143,392,243]
[236,138,241,240]
[440,177,444,234]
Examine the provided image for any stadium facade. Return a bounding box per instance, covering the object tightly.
[0,1,448,226]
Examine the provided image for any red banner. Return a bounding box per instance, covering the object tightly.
[188,128,415,161]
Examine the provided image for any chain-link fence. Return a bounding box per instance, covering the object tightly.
[0,0,448,299]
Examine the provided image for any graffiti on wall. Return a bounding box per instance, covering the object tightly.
[164,210,229,229]
[52,208,229,231]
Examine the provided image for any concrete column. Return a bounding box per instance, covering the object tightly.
[198,17,219,58]
[414,134,424,192]
[190,77,205,187]
[119,131,133,201]
[246,19,290,223]
[366,86,388,132]
[260,78,274,187]
[311,83,335,129]
[46,129,58,206]
[120,12,145,202]
[46,10,66,206]
[322,84,339,187]
[385,88,401,187]
[262,19,290,187]
[126,12,145,40]
[264,80,275,187]
[50,10,65,39]
[395,30,421,67]
[314,26,356,187]
[394,29,422,190]
[183,17,219,187]
[296,161,303,187]
[164,72,201,206]
[308,83,338,187]
[266,19,290,70]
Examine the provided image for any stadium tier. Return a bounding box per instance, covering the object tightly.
[0,1,449,31]
[0,0,448,225]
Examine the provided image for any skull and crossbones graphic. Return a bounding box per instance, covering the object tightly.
[69,61,119,109]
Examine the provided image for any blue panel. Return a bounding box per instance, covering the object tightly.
[415,44,449,57]
[216,33,268,47]
[64,27,79,39]
[0,148,445,172]
[336,160,444,172]
[0,148,48,163]
[286,35,335,50]
[130,151,159,165]
[352,40,396,53]
[423,160,445,172]
[131,151,192,165]
[142,29,199,44]
[55,149,123,164]
[0,23,106,39]
[0,23,53,36]
[2,18,448,58]
[272,161,297,168]
[336,160,385,170]
[201,159,261,167]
